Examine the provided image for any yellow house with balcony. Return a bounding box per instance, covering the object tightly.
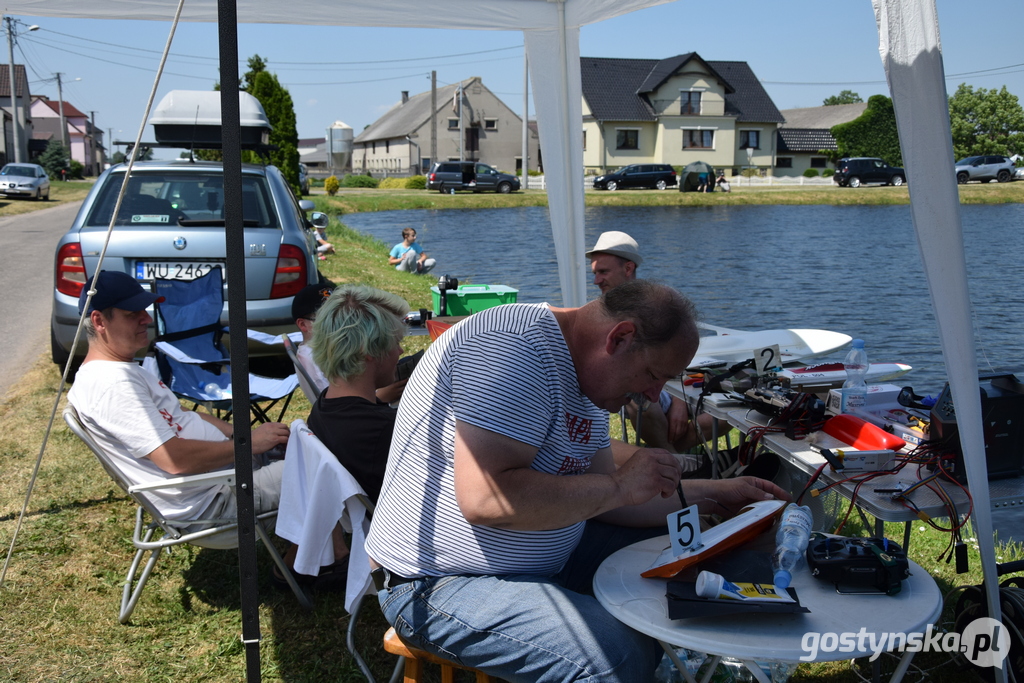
[581,53,784,176]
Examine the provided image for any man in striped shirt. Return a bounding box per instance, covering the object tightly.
[365,280,787,682]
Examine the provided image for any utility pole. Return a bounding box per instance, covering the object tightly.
[4,17,37,163]
[430,71,436,170]
[522,54,529,190]
[55,72,68,149]
[457,81,464,162]
[89,110,97,174]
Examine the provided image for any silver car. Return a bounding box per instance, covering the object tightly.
[0,163,51,200]
[954,155,1015,184]
[51,158,323,367]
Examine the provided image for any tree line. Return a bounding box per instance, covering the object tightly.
[820,84,1024,166]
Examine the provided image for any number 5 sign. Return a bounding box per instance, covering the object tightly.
[667,504,702,556]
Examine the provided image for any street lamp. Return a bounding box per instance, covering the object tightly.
[4,17,38,164]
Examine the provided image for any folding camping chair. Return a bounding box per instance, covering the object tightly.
[151,268,299,424]
[282,334,324,405]
[276,419,404,682]
[63,404,312,623]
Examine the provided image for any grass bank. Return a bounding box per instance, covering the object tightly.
[311,179,1024,215]
[1,219,1019,682]
[0,180,94,217]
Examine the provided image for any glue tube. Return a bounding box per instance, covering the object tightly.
[695,571,795,603]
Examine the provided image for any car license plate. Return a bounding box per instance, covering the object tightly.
[135,261,224,281]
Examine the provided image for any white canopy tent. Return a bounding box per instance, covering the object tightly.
[5,0,1004,679]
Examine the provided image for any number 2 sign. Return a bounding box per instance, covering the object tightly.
[667,504,702,556]
[754,344,782,375]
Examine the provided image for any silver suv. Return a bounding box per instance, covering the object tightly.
[51,159,321,367]
[955,155,1016,184]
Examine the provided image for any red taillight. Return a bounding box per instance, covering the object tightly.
[56,242,86,297]
[429,172,436,181]
[270,244,307,299]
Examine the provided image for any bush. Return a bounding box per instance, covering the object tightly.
[803,168,820,178]
[324,175,340,196]
[68,160,85,180]
[39,139,70,180]
[341,174,380,189]
[740,168,760,178]
[822,168,834,177]
[405,175,427,189]
[377,177,405,189]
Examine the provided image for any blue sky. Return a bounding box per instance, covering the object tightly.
[10,0,1023,158]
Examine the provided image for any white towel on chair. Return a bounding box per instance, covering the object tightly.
[277,419,373,613]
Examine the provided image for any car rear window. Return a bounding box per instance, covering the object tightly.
[86,172,279,228]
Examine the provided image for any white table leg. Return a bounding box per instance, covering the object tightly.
[887,649,916,683]
[738,659,772,683]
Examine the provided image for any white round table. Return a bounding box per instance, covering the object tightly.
[593,535,942,683]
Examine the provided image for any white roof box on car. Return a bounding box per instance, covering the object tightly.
[148,90,272,148]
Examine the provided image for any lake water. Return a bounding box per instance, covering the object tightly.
[348,202,1024,544]
[345,203,1024,397]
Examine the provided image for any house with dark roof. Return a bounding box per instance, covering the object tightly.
[775,102,867,176]
[581,53,784,175]
[353,77,539,176]
[0,64,33,165]
[30,96,105,175]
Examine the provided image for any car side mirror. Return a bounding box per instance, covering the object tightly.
[308,212,329,229]
[298,199,316,212]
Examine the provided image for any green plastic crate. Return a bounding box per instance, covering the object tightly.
[431,284,519,316]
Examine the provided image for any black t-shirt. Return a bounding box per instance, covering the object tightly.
[307,392,395,503]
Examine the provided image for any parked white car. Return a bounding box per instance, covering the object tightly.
[0,163,50,200]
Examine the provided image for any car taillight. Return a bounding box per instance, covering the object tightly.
[56,242,86,297]
[429,172,436,181]
[269,244,307,299]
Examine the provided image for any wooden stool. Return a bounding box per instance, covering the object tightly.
[383,627,498,683]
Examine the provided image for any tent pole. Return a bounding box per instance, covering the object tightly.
[217,1,262,680]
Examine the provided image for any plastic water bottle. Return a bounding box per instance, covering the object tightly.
[841,338,869,413]
[203,382,223,399]
[771,503,813,590]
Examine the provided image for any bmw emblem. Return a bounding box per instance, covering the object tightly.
[173,236,187,250]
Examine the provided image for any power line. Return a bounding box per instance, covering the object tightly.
[763,62,1024,87]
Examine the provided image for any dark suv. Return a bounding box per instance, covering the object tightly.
[834,158,906,188]
[592,164,677,191]
[427,161,520,194]
[955,155,1015,184]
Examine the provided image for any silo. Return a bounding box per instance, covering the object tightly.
[326,121,353,174]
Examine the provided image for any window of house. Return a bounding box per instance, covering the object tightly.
[385,140,390,153]
[810,157,827,168]
[448,118,459,130]
[372,141,376,153]
[465,127,480,152]
[616,129,639,150]
[484,118,498,131]
[582,130,587,151]
[739,130,760,149]
[681,90,702,115]
[682,129,714,149]
[776,157,793,168]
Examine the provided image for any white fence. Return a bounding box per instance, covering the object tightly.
[517,175,837,191]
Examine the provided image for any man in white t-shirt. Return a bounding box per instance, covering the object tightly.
[68,271,290,524]
[587,230,722,456]
[365,280,788,682]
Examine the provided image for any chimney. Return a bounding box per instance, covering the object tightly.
[401,91,409,104]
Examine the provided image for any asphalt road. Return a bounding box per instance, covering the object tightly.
[0,200,82,399]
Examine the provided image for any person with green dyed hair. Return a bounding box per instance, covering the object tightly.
[307,285,410,505]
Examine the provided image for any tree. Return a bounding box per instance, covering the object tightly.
[247,68,300,190]
[39,140,70,179]
[823,90,863,106]
[948,83,1024,159]
[831,94,903,166]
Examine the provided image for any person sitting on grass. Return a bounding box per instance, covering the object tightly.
[388,228,436,274]
[314,225,335,261]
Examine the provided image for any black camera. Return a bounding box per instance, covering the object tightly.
[436,274,460,316]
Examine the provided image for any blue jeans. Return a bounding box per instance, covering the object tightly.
[377,521,664,682]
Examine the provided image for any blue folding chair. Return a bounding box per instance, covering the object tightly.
[152,268,298,424]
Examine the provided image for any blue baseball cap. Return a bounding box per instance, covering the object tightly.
[78,271,165,315]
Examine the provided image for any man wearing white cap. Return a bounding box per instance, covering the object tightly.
[585,231,718,457]
[585,230,642,294]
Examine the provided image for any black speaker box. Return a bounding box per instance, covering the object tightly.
[930,373,1024,483]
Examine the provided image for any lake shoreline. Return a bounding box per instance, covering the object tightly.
[311,180,1024,215]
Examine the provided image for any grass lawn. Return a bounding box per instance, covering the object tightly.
[0,180,94,217]
[1,197,1020,682]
